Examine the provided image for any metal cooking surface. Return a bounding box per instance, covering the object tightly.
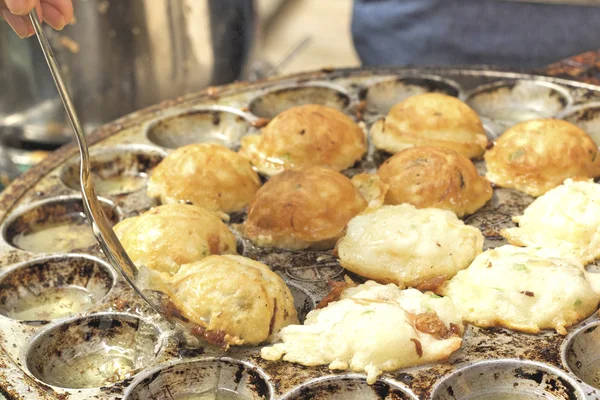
[1,67,600,399]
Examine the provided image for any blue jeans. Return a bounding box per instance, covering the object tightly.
[352,0,600,68]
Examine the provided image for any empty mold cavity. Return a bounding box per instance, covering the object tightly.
[146,106,252,149]
[466,80,572,134]
[0,255,115,321]
[285,281,317,324]
[248,84,350,119]
[60,145,166,196]
[560,102,600,146]
[3,196,120,253]
[280,375,417,400]
[26,313,163,389]
[563,321,600,390]
[430,359,584,400]
[124,358,273,400]
[363,75,461,116]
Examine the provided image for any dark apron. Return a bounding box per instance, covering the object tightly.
[351,0,600,68]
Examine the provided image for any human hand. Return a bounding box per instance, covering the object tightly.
[1,0,73,38]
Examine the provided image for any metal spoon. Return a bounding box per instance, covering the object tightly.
[29,11,178,327]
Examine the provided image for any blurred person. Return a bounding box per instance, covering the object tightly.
[5,0,599,70]
[352,0,600,69]
[1,0,73,38]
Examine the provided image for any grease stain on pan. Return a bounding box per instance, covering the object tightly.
[284,281,317,324]
[248,83,351,119]
[2,196,121,254]
[563,321,600,391]
[430,359,584,400]
[560,101,600,147]
[124,358,273,400]
[279,375,417,400]
[284,253,343,283]
[59,145,166,197]
[0,254,115,321]
[466,80,572,135]
[26,313,163,389]
[361,75,462,117]
[146,106,253,150]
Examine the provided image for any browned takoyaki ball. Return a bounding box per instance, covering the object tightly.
[485,119,600,197]
[370,93,487,159]
[244,166,367,250]
[377,146,492,217]
[239,104,367,176]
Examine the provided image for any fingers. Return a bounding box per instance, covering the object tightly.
[0,9,31,37]
[4,0,37,15]
[40,0,72,30]
[1,2,42,37]
[1,0,72,38]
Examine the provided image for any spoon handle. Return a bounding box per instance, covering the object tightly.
[29,11,160,314]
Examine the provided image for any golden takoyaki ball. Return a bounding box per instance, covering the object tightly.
[239,104,367,176]
[147,144,261,214]
[441,245,600,335]
[163,255,298,347]
[377,146,492,217]
[485,119,600,197]
[114,204,236,275]
[336,204,483,289]
[261,281,463,384]
[244,166,367,250]
[370,93,488,159]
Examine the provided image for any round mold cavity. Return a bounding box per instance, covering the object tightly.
[285,280,316,324]
[430,359,585,400]
[248,83,351,119]
[560,101,600,147]
[284,252,343,283]
[146,106,252,149]
[60,145,166,196]
[0,255,115,321]
[26,313,163,389]
[3,196,120,253]
[363,75,461,116]
[280,375,417,400]
[466,80,572,134]
[562,320,600,390]
[124,358,273,400]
